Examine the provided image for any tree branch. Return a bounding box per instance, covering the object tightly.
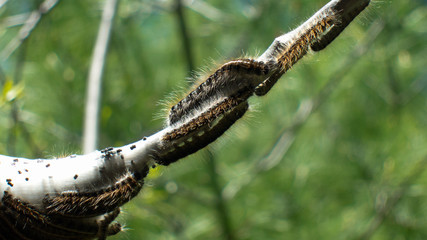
[0,1,372,239]
[0,0,59,61]
[83,0,119,154]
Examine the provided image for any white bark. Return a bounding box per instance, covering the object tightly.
[0,0,371,239]
[0,0,371,211]
[83,0,118,154]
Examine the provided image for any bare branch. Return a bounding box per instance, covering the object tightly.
[0,1,372,239]
[83,0,119,153]
[175,0,195,73]
[0,0,59,60]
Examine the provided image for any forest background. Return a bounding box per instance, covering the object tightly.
[1,0,426,239]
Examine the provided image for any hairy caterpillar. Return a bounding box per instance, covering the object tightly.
[0,0,371,239]
[158,59,273,165]
[167,59,273,126]
[1,190,121,239]
[311,0,370,51]
[0,137,161,239]
[255,0,370,96]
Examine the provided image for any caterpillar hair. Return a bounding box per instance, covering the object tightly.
[0,0,371,239]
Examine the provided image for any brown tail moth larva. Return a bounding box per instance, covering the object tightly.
[0,0,371,239]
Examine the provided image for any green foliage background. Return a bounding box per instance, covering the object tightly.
[1,0,427,239]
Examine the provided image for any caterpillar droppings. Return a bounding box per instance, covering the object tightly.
[0,0,373,239]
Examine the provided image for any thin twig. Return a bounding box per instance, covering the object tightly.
[6,41,27,156]
[182,0,229,22]
[0,0,7,9]
[0,0,59,60]
[83,0,118,153]
[206,149,235,240]
[5,37,43,158]
[175,0,195,73]
[357,157,427,240]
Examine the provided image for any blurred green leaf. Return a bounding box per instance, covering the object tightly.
[1,0,426,239]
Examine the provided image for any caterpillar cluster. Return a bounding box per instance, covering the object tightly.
[1,190,122,240]
[311,0,371,51]
[155,59,274,165]
[0,145,154,240]
[0,0,371,239]
[154,0,372,165]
